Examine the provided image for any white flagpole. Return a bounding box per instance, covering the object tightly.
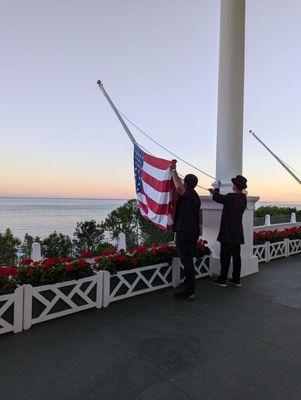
[250,130,301,185]
[97,80,137,145]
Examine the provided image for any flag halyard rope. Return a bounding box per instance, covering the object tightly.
[97,80,215,189]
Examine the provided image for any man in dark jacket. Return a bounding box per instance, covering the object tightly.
[209,175,247,287]
[171,161,200,300]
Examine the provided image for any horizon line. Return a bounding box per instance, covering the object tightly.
[0,195,300,205]
[0,195,131,201]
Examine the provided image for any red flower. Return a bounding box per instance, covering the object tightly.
[44,258,57,266]
[65,265,74,271]
[33,261,40,266]
[41,265,52,271]
[152,248,160,255]
[20,258,32,266]
[8,265,18,277]
[119,249,126,254]
[27,268,34,276]
[117,256,127,263]
[130,259,138,266]
[80,251,93,258]
[101,249,116,256]
[76,259,88,267]
[63,256,74,263]
[133,246,148,254]
[95,257,103,263]
[0,268,11,277]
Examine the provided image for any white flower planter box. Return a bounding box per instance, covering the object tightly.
[23,273,103,330]
[0,286,23,335]
[103,256,211,307]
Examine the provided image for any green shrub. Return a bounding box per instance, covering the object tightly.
[42,232,73,258]
[0,229,21,265]
[73,220,105,255]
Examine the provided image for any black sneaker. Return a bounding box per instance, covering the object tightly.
[212,278,227,287]
[174,291,195,301]
[228,278,242,287]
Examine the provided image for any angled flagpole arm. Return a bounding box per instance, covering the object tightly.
[97,80,137,145]
[250,130,301,185]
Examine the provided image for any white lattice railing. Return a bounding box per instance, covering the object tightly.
[103,262,174,307]
[0,287,23,335]
[253,239,301,263]
[172,255,211,286]
[288,239,301,255]
[253,243,268,263]
[269,240,288,260]
[2,241,299,334]
[23,273,103,330]
[103,256,211,307]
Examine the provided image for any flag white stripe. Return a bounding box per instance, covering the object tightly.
[142,181,170,205]
[139,205,170,227]
[138,192,173,227]
[143,160,171,182]
[134,146,175,230]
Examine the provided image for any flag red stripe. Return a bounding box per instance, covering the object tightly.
[138,200,148,215]
[145,196,170,215]
[141,214,173,231]
[142,170,172,193]
[139,190,171,215]
[144,153,171,170]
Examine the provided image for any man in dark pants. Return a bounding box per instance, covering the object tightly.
[209,175,247,287]
[171,161,200,300]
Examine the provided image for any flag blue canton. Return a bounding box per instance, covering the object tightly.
[134,144,144,193]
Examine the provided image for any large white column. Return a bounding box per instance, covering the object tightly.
[216,0,245,192]
[201,0,259,277]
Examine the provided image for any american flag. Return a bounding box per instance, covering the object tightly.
[134,144,178,230]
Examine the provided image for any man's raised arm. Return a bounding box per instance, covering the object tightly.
[170,160,185,196]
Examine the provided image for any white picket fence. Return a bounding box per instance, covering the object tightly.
[253,238,301,263]
[103,256,211,307]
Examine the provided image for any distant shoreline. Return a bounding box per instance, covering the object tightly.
[0,196,299,206]
[0,196,131,201]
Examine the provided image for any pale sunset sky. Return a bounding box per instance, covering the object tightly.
[0,0,300,202]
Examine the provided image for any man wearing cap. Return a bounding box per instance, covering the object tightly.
[209,175,248,287]
[170,161,200,300]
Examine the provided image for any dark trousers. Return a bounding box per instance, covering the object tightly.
[220,242,241,282]
[176,232,198,295]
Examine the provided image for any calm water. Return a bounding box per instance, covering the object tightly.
[0,197,300,240]
[0,197,127,239]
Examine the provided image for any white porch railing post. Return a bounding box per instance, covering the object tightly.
[290,212,296,223]
[265,241,270,263]
[172,258,181,288]
[23,285,33,330]
[13,286,23,333]
[284,238,290,257]
[264,214,271,226]
[102,271,111,308]
[95,272,103,309]
[31,242,42,262]
[117,233,126,252]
